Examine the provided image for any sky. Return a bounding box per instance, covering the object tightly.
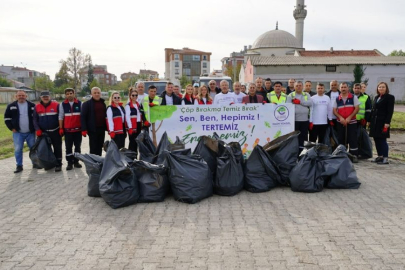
[1,0,404,81]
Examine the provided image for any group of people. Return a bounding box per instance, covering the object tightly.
[4,77,395,173]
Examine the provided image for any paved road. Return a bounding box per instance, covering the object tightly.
[395,104,405,113]
[1,137,405,270]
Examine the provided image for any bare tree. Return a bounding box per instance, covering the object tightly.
[64,47,90,91]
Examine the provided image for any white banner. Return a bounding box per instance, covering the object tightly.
[149,104,295,158]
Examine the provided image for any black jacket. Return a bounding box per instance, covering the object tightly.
[160,91,182,105]
[369,94,395,138]
[81,98,107,133]
[4,100,36,132]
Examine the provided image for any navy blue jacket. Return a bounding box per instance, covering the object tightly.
[4,100,36,132]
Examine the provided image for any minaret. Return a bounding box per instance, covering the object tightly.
[293,0,307,48]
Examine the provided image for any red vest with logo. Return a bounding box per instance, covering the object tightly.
[197,98,213,105]
[35,101,59,131]
[336,93,357,124]
[62,99,81,132]
[106,104,125,134]
[127,101,141,132]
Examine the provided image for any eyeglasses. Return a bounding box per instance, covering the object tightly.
[113,96,121,99]
[131,94,138,97]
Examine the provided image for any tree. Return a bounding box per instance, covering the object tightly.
[82,56,94,94]
[0,77,12,87]
[54,61,72,88]
[224,63,242,82]
[33,74,54,91]
[353,64,368,85]
[388,50,405,56]
[180,75,192,89]
[63,47,90,91]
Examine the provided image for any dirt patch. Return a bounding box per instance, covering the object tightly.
[386,131,405,161]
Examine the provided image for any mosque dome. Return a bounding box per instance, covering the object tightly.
[252,29,302,49]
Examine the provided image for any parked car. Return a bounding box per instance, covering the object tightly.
[82,95,92,101]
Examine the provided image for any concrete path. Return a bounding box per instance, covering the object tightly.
[1,136,405,269]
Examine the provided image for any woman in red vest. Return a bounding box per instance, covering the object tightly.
[369,82,395,164]
[195,85,213,105]
[181,84,195,105]
[106,91,126,149]
[125,89,144,152]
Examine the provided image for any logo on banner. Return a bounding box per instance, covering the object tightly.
[274,105,289,121]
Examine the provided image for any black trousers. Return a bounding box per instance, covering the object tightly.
[309,124,328,143]
[331,119,338,132]
[89,128,105,156]
[47,130,63,166]
[65,132,82,164]
[128,122,142,152]
[337,122,358,156]
[112,133,126,149]
[295,121,309,150]
[374,137,389,157]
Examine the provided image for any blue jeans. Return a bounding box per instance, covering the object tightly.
[13,132,35,166]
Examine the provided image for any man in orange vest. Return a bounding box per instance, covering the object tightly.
[59,88,83,170]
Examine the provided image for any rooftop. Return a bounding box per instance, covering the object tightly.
[298,50,383,57]
[251,29,302,49]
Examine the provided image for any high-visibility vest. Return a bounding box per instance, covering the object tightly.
[336,93,357,124]
[142,95,161,121]
[61,99,81,132]
[106,104,125,134]
[267,91,287,104]
[356,94,369,120]
[289,91,309,101]
[126,101,141,132]
[35,101,59,131]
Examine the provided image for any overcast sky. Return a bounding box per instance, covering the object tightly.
[1,0,404,80]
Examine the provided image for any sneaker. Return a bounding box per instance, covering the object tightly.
[377,157,389,165]
[74,162,82,168]
[55,166,62,172]
[66,164,73,171]
[371,157,383,163]
[14,166,23,173]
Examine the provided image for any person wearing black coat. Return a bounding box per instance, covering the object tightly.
[80,87,107,156]
[369,82,395,165]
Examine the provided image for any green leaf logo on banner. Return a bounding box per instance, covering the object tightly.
[150,105,178,123]
[186,125,192,131]
[264,121,271,128]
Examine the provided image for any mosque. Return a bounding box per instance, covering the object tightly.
[239,0,405,101]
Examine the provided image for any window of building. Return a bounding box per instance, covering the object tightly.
[174,54,179,60]
[192,55,200,61]
[326,65,337,72]
[202,62,207,68]
[175,69,179,75]
[203,55,207,60]
[183,69,191,76]
[203,70,207,74]
[175,61,179,67]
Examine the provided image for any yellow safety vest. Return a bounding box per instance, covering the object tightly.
[289,91,309,101]
[356,94,369,120]
[142,95,161,121]
[267,91,287,104]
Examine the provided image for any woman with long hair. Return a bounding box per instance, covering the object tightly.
[106,91,126,149]
[181,84,195,105]
[125,88,144,152]
[369,82,395,164]
[195,85,213,105]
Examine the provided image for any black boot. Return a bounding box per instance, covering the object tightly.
[74,162,82,168]
[14,166,23,173]
[66,164,73,170]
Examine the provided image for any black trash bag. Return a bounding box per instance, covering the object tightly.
[357,126,373,159]
[132,160,169,203]
[168,136,186,152]
[289,145,330,193]
[193,136,221,177]
[99,140,139,209]
[29,133,58,170]
[156,132,171,155]
[166,152,213,204]
[75,153,104,197]
[119,148,137,164]
[136,131,156,162]
[323,126,339,149]
[322,145,361,189]
[244,146,280,193]
[215,145,244,196]
[263,131,300,186]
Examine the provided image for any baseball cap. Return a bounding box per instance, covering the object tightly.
[40,91,50,97]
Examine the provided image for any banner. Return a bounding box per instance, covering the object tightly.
[149,104,295,158]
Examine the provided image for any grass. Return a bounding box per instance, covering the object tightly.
[391,111,405,130]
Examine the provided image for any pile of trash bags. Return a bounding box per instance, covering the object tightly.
[76,130,361,209]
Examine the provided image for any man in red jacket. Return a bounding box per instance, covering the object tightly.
[59,88,83,170]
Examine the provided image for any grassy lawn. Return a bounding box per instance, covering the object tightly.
[391,111,405,130]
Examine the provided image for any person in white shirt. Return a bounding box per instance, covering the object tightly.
[325,80,340,129]
[232,82,246,104]
[309,83,333,143]
[136,82,146,104]
[213,80,236,106]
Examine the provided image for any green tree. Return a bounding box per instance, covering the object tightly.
[82,57,94,94]
[54,61,72,88]
[224,63,242,82]
[89,79,100,90]
[388,50,405,56]
[63,47,91,91]
[180,75,192,89]
[353,64,368,85]
[0,77,12,87]
[33,75,54,91]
